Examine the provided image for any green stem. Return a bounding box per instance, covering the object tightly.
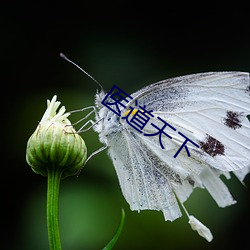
[47,165,63,250]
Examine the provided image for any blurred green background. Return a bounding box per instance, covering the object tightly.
[2,2,250,250]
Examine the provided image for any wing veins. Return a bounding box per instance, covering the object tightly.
[124,130,152,208]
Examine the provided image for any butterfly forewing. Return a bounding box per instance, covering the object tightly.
[121,72,250,172]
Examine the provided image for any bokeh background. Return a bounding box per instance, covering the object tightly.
[2,1,250,250]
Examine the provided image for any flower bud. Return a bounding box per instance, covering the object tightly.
[26,95,87,178]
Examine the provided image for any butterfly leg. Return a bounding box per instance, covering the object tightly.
[70,106,96,125]
[77,145,108,176]
[68,106,100,132]
[77,117,104,133]
[85,145,108,165]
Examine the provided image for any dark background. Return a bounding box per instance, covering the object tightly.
[2,1,250,250]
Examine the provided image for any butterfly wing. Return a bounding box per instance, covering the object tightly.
[125,72,250,173]
[106,128,182,221]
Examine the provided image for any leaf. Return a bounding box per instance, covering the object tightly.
[102,208,125,250]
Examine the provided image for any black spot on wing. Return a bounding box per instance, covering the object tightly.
[199,135,225,157]
[224,111,243,130]
[246,84,250,94]
[186,177,195,186]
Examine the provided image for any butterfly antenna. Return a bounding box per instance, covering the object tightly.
[60,53,104,91]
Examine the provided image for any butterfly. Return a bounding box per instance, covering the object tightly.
[91,72,250,241]
[61,55,250,241]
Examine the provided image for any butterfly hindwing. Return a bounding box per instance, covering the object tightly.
[107,128,183,221]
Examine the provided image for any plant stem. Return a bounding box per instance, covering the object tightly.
[47,165,63,250]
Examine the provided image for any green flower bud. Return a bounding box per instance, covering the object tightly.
[26,95,87,178]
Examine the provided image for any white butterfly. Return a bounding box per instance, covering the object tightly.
[87,71,250,241]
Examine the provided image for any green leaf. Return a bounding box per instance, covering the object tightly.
[102,208,125,250]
